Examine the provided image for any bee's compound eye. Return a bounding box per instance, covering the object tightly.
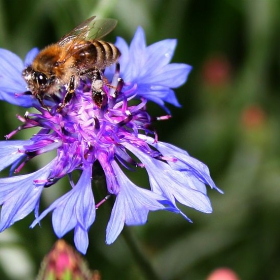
[35,72,48,86]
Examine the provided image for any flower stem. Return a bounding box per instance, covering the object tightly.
[122,226,161,280]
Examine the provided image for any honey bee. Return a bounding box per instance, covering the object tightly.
[22,16,121,111]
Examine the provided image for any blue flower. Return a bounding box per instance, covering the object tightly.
[0,27,220,254]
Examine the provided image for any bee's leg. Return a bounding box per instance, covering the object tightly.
[64,75,76,104]
[36,93,51,112]
[37,94,45,108]
[57,75,75,112]
[91,69,107,108]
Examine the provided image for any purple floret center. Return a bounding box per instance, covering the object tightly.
[8,73,164,191]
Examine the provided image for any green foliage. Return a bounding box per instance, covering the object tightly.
[0,0,280,279]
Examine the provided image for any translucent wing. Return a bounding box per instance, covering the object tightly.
[58,16,96,46]
[58,16,118,46]
[57,16,118,64]
[85,18,118,40]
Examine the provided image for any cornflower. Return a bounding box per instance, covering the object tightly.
[0,26,221,254]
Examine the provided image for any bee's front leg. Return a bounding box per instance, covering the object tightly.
[57,75,75,112]
[34,92,52,112]
[36,93,45,108]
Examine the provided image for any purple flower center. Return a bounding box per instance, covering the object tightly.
[7,67,167,195]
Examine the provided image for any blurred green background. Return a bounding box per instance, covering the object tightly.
[0,0,280,279]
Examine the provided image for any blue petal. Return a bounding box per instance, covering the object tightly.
[163,89,181,106]
[144,138,222,193]
[137,85,181,108]
[0,89,34,107]
[143,63,192,88]
[24,48,39,66]
[52,193,78,237]
[0,160,56,231]
[124,142,214,213]
[128,27,147,79]
[0,48,35,107]
[0,140,33,172]
[145,39,177,69]
[106,160,177,244]
[129,26,146,55]
[31,165,95,253]
[149,161,213,213]
[74,225,89,254]
[74,167,95,230]
[0,48,24,75]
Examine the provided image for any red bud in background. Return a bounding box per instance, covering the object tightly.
[37,239,100,280]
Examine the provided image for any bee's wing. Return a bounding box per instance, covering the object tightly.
[85,18,118,40]
[57,16,117,65]
[58,16,96,46]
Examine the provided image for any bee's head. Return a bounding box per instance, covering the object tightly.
[22,66,53,93]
